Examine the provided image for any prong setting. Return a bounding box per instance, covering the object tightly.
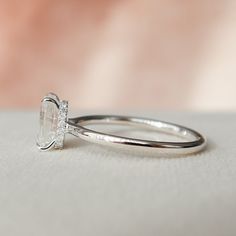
[36,140,56,151]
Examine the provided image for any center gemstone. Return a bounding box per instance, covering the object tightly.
[38,100,59,147]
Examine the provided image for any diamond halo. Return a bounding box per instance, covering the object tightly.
[54,100,68,149]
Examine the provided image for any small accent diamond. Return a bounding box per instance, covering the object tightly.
[54,100,68,149]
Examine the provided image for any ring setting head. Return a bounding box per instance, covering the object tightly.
[37,93,68,151]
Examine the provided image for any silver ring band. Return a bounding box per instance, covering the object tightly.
[37,93,207,154]
[67,115,206,154]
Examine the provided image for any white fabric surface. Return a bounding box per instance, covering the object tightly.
[0,111,235,236]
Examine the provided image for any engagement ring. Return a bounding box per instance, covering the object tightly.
[37,93,206,154]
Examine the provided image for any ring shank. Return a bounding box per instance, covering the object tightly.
[67,115,206,154]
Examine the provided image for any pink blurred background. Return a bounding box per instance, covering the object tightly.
[0,0,235,110]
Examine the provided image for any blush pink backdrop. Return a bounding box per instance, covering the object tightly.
[0,0,235,110]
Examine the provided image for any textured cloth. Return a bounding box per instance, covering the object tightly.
[0,112,235,236]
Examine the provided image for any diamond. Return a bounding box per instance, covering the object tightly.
[37,98,59,148]
[37,93,68,151]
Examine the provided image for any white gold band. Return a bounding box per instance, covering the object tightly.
[67,115,206,154]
